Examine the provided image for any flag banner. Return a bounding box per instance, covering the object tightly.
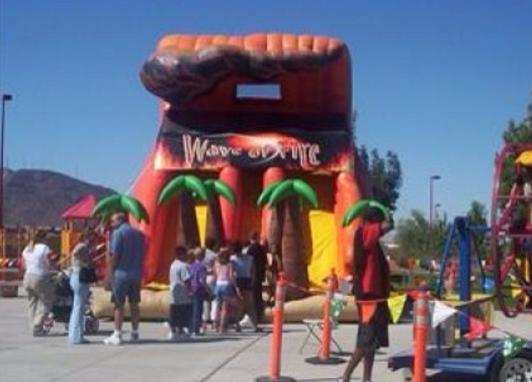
[465,317,492,340]
[503,335,527,359]
[431,301,457,328]
[330,294,348,328]
[359,302,377,324]
[511,287,522,298]
[388,294,407,324]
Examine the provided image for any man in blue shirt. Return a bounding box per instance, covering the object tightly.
[104,212,146,346]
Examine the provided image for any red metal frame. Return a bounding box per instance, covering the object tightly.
[490,143,532,317]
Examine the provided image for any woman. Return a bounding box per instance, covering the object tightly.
[213,248,238,333]
[68,229,96,344]
[342,207,393,382]
[22,229,54,336]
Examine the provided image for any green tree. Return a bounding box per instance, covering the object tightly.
[467,200,490,259]
[358,145,402,211]
[395,209,450,260]
[467,200,488,226]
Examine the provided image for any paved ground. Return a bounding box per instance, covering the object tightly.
[1,293,531,382]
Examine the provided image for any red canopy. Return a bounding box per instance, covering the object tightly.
[61,194,97,220]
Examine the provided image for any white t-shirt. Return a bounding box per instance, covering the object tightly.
[169,259,191,305]
[22,243,51,276]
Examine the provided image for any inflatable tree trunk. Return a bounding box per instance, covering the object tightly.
[205,197,225,245]
[175,192,200,247]
[281,197,309,300]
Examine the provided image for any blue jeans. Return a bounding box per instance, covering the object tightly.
[191,291,205,334]
[68,271,89,344]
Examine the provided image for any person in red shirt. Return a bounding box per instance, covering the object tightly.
[342,206,393,382]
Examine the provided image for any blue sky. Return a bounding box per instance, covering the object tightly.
[1,1,531,220]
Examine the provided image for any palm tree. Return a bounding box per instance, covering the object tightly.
[158,175,208,247]
[257,178,318,299]
[92,193,150,224]
[204,179,236,245]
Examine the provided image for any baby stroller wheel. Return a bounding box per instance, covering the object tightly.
[42,314,54,334]
[84,316,99,335]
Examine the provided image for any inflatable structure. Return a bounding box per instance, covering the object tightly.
[132,33,367,298]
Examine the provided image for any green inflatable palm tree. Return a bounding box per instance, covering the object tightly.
[203,179,236,245]
[158,174,208,247]
[257,178,318,299]
[92,193,149,224]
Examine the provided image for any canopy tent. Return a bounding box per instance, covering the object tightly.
[61,194,97,220]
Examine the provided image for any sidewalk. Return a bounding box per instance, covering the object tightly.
[1,294,530,382]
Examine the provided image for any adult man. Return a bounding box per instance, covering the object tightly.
[104,212,146,346]
[245,232,267,322]
[342,207,393,382]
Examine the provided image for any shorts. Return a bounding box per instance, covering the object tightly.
[236,277,253,291]
[214,283,235,301]
[111,274,141,306]
[356,301,390,351]
[169,304,192,329]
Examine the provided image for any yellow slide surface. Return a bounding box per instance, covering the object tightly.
[308,210,338,287]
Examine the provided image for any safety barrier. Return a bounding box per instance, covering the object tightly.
[305,269,345,365]
[256,273,295,382]
[413,288,429,382]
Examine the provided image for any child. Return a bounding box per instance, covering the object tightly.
[213,248,238,334]
[189,247,208,336]
[168,246,192,340]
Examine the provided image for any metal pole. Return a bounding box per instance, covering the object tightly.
[0,94,13,230]
[429,178,434,227]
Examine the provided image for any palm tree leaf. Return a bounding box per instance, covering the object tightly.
[184,175,208,201]
[158,175,186,205]
[292,179,318,208]
[268,180,296,207]
[120,195,150,224]
[342,200,371,227]
[211,180,236,205]
[257,180,282,207]
[91,194,122,217]
[368,200,390,220]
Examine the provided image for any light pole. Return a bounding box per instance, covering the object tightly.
[429,175,441,227]
[434,203,441,221]
[1,94,13,229]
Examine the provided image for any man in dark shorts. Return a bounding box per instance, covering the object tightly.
[342,207,393,382]
[104,212,146,346]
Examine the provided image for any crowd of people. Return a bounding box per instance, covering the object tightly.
[19,212,280,345]
[19,204,394,382]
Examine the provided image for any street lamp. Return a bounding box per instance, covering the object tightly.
[1,94,13,229]
[434,203,441,221]
[429,175,441,227]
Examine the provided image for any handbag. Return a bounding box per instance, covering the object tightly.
[79,266,98,283]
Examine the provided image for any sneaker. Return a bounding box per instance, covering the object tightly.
[239,315,252,328]
[167,331,177,341]
[103,333,122,346]
[130,331,139,342]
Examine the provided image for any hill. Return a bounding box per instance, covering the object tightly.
[4,169,115,227]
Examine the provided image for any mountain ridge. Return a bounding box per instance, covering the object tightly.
[4,168,115,227]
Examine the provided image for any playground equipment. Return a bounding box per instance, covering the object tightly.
[490,144,532,317]
[129,33,366,297]
[389,215,531,381]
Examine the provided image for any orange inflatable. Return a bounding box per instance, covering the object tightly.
[132,33,366,292]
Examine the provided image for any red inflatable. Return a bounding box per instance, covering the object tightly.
[131,33,366,293]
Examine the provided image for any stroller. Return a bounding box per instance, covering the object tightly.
[42,271,99,334]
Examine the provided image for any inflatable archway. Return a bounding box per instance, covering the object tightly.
[131,33,367,296]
